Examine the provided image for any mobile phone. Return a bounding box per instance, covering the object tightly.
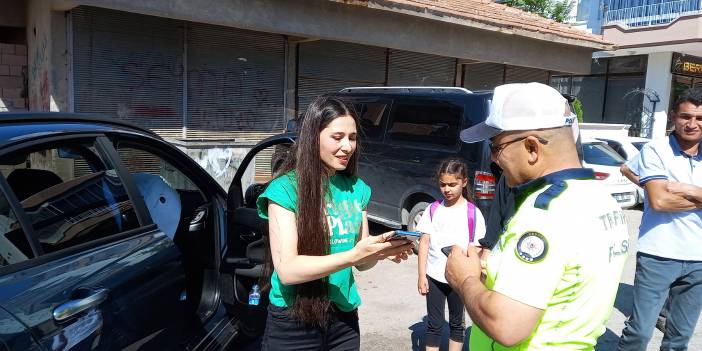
[391,230,422,241]
[441,246,453,257]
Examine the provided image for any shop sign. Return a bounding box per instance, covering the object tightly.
[672,52,702,78]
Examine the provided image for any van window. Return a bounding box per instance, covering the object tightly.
[357,102,388,141]
[386,101,462,148]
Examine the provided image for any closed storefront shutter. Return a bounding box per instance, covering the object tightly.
[462,62,504,91]
[298,41,386,113]
[387,50,455,86]
[505,66,549,84]
[186,23,285,142]
[186,23,285,181]
[72,6,184,138]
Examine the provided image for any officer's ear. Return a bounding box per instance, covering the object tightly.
[524,136,541,165]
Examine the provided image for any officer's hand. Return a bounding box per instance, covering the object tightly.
[445,244,482,293]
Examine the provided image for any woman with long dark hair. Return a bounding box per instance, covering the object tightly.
[256,95,413,350]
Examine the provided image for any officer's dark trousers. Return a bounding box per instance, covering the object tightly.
[618,253,702,351]
[261,304,360,351]
[425,275,465,347]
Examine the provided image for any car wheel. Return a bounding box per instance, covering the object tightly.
[408,202,429,255]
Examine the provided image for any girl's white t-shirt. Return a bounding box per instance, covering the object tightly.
[415,200,486,284]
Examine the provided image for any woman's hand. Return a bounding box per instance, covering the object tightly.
[418,275,429,296]
[352,231,413,266]
[387,244,414,263]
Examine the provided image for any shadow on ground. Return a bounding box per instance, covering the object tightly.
[409,316,472,351]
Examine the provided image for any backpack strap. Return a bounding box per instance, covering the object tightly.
[429,200,441,221]
[467,202,476,243]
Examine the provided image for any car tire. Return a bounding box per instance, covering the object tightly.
[408,201,429,255]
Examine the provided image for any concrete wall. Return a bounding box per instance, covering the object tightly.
[27,0,69,112]
[170,140,255,192]
[644,52,673,139]
[27,0,51,111]
[0,43,27,111]
[52,0,595,74]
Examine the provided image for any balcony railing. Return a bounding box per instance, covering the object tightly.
[604,0,702,27]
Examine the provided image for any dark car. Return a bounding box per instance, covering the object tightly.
[333,87,496,231]
[0,114,292,350]
[279,87,578,232]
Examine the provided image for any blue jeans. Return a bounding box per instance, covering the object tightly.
[618,253,702,351]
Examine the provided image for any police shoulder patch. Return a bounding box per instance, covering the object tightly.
[515,231,548,263]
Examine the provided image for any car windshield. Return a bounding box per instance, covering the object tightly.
[632,141,646,151]
[583,142,625,166]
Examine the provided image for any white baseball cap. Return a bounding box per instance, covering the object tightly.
[460,82,575,143]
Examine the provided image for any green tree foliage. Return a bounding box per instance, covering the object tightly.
[502,0,575,23]
[573,98,584,123]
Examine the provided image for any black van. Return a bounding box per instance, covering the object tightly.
[331,87,496,231]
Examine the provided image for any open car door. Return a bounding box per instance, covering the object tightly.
[222,133,295,339]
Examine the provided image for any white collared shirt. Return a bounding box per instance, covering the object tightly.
[638,134,702,261]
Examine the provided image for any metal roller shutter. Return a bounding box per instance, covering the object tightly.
[505,66,549,84]
[186,23,285,142]
[186,23,285,181]
[72,6,184,138]
[387,50,455,86]
[463,63,505,91]
[298,41,386,113]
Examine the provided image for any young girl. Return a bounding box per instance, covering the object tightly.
[416,159,486,351]
[256,95,413,350]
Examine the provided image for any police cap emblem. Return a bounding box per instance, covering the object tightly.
[515,232,548,263]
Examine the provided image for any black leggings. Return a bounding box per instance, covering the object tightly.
[425,275,466,347]
[261,304,360,351]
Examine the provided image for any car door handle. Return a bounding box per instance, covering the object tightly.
[411,157,421,163]
[53,288,109,322]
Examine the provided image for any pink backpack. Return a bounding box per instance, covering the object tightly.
[428,200,476,243]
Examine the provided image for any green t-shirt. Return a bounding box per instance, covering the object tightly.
[256,172,371,312]
[471,174,629,350]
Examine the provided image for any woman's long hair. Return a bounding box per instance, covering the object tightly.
[436,158,473,202]
[275,95,360,328]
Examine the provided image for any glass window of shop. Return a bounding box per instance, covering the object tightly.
[550,56,647,133]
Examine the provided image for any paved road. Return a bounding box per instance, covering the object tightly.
[356,209,702,350]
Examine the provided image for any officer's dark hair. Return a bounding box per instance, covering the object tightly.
[672,87,702,112]
[436,158,473,202]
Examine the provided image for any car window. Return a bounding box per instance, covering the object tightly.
[114,145,206,240]
[605,140,628,159]
[0,143,140,254]
[0,189,32,267]
[356,102,389,141]
[386,100,462,148]
[583,143,625,166]
[632,141,646,151]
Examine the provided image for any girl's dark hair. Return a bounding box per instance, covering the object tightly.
[275,95,360,328]
[437,158,473,202]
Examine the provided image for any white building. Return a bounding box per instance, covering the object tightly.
[558,0,702,138]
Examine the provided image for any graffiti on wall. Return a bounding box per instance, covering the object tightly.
[29,36,49,111]
[178,146,252,190]
[90,49,281,132]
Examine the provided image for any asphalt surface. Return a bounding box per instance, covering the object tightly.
[239,209,701,350]
[356,209,702,350]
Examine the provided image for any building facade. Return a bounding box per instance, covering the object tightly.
[562,0,702,138]
[0,0,608,188]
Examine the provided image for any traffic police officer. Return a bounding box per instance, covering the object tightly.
[446,82,629,350]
